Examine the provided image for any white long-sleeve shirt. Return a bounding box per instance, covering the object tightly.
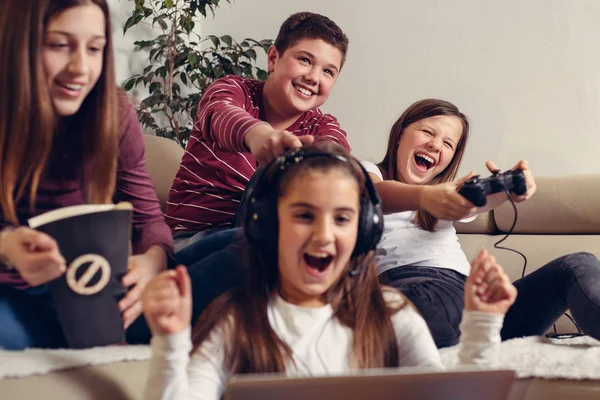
[144,293,503,400]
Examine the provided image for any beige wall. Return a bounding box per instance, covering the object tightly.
[199,0,600,177]
[109,0,600,176]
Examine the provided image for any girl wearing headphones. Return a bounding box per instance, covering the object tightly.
[141,143,516,400]
[0,0,173,349]
[361,98,600,348]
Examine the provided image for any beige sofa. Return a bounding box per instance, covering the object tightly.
[1,134,599,399]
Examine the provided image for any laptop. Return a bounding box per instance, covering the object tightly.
[224,368,516,400]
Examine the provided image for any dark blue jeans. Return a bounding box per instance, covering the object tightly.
[502,252,600,341]
[379,252,600,348]
[379,266,466,349]
[175,228,248,324]
[0,285,151,350]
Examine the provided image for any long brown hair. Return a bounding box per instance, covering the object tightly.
[377,99,470,231]
[192,143,404,373]
[0,0,118,224]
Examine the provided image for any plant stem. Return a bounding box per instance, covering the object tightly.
[167,5,181,141]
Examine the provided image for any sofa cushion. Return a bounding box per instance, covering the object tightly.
[142,134,184,211]
[494,174,600,234]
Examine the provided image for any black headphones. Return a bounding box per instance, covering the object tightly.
[242,148,383,272]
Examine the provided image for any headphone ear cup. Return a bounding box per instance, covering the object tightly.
[352,196,370,257]
[351,190,383,257]
[244,196,276,254]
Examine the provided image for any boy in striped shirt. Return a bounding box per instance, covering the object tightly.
[166,12,351,248]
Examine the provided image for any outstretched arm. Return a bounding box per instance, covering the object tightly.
[362,160,477,220]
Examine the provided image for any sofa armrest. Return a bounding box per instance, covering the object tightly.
[454,212,497,234]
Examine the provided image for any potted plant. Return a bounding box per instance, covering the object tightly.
[122,0,272,146]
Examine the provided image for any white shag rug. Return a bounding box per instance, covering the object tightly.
[439,335,600,380]
[0,336,599,380]
[0,344,151,379]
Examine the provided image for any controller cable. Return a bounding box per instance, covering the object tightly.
[496,186,583,339]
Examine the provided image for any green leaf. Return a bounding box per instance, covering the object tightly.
[123,78,136,91]
[149,81,162,93]
[156,67,167,79]
[207,35,220,48]
[157,18,168,30]
[134,40,155,48]
[123,16,136,34]
[184,19,195,34]
[244,49,257,60]
[188,53,199,66]
[180,72,188,85]
[221,35,233,47]
[164,0,174,8]
[257,69,268,81]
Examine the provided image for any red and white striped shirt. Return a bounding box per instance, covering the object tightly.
[165,75,350,233]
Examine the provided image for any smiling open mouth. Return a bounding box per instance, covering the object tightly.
[293,84,315,97]
[304,254,333,272]
[57,82,84,92]
[414,153,435,170]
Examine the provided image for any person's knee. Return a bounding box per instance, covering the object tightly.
[552,252,600,276]
[176,228,241,266]
[0,304,33,350]
[0,329,32,350]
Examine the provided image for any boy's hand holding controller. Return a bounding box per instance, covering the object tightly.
[142,266,192,336]
[244,124,314,166]
[465,249,517,315]
[0,227,66,286]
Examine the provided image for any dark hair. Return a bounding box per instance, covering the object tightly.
[274,12,349,67]
[377,99,470,231]
[191,143,403,373]
[0,0,118,224]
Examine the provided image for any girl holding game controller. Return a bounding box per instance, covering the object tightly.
[0,0,173,350]
[362,98,600,348]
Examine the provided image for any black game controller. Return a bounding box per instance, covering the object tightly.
[458,169,527,207]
